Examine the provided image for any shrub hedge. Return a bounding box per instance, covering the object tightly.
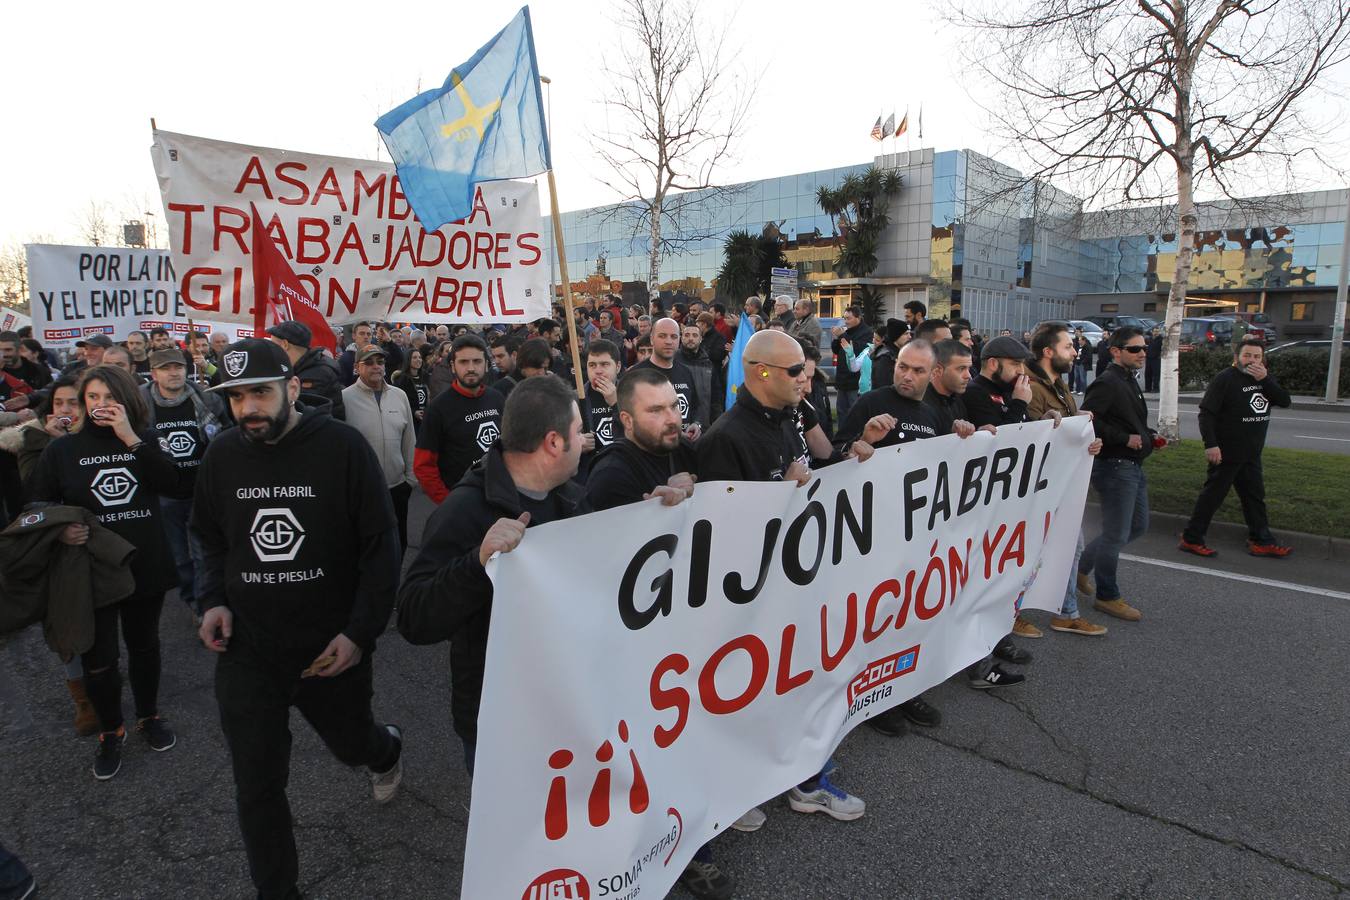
[1177,347,1350,395]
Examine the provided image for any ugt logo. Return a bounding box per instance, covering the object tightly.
[164,429,197,459]
[521,869,589,900]
[475,420,500,452]
[90,467,138,507]
[1249,392,1269,414]
[249,508,306,562]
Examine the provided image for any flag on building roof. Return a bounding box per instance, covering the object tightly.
[895,109,909,138]
[882,112,895,137]
[870,115,883,141]
[375,7,550,232]
[918,104,924,140]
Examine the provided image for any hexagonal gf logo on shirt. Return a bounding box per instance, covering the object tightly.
[249,508,307,562]
[90,467,139,507]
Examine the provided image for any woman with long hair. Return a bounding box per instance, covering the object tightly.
[392,346,430,427]
[28,365,180,779]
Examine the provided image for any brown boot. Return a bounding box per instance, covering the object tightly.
[67,678,99,737]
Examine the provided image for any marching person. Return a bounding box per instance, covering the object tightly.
[399,376,590,774]
[343,346,416,552]
[581,368,733,900]
[698,329,867,822]
[193,339,404,900]
[579,339,625,475]
[140,347,226,619]
[267,321,345,420]
[28,365,180,779]
[1025,323,1108,637]
[414,334,506,504]
[834,340,944,451]
[632,317,704,436]
[1179,336,1292,558]
[829,305,872,422]
[392,346,431,429]
[1080,327,1161,622]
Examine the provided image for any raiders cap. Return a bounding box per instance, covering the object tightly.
[208,338,293,391]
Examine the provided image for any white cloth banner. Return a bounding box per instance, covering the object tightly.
[470,417,1094,900]
[26,244,254,349]
[0,307,31,332]
[150,130,551,328]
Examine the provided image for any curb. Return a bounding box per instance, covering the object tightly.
[1085,501,1350,561]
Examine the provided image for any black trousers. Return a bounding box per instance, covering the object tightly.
[215,638,397,900]
[81,591,165,732]
[1144,360,1160,393]
[0,452,21,524]
[1183,455,1274,544]
[390,481,412,552]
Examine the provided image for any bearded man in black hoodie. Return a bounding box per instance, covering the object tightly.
[192,339,404,900]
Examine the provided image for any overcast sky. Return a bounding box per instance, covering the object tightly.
[3,0,1347,252]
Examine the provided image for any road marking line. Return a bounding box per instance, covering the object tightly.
[1121,554,1350,600]
[1294,435,1350,442]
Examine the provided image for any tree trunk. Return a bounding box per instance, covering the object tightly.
[647,196,663,302]
[1158,12,1196,444]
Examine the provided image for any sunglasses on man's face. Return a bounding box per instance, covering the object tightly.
[1121,344,1148,353]
[751,361,807,378]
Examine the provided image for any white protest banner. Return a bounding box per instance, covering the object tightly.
[151,130,550,328]
[468,417,1093,900]
[0,307,31,332]
[26,244,255,349]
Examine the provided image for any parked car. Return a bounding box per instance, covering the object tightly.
[1085,314,1150,332]
[1265,339,1350,355]
[1139,318,1160,333]
[1034,319,1106,347]
[1211,311,1279,344]
[1178,317,1235,350]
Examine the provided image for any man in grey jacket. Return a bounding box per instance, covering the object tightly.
[342,346,416,551]
[786,298,824,350]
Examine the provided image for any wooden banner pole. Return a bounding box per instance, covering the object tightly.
[545,169,586,400]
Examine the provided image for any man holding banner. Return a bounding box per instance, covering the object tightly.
[698,330,868,820]
[398,376,590,774]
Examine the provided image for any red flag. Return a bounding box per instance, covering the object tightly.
[249,204,337,355]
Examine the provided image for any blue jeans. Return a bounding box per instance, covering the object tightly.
[1060,531,1086,617]
[160,496,204,613]
[1080,458,1149,601]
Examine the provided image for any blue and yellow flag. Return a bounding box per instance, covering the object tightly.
[375,7,550,232]
[724,312,756,409]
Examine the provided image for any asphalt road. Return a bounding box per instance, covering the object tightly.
[2,492,1347,899]
[1142,398,1350,454]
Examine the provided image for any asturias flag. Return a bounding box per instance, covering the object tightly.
[375,7,550,232]
[250,204,337,355]
[724,311,756,409]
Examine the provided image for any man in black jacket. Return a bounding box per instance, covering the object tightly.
[829,306,872,423]
[698,329,868,821]
[1079,327,1160,623]
[193,339,403,900]
[1144,328,1163,393]
[267,320,345,420]
[1179,337,1292,558]
[398,376,589,775]
[963,335,1035,430]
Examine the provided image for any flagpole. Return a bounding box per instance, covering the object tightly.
[545,169,587,400]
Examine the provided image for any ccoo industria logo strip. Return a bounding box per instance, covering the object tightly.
[847,646,919,704]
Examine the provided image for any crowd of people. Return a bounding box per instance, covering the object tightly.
[0,294,1296,900]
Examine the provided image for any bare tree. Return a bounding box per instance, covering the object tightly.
[950,0,1350,439]
[595,0,756,300]
[0,242,29,311]
[77,200,115,248]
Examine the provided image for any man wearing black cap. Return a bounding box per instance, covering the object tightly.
[193,338,404,900]
[61,334,112,376]
[267,320,344,420]
[962,335,1050,645]
[141,347,226,619]
[342,345,416,551]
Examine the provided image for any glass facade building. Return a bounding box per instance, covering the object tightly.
[543,152,1347,338]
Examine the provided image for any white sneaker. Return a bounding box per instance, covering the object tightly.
[731,805,766,832]
[370,724,403,804]
[787,776,864,821]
